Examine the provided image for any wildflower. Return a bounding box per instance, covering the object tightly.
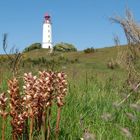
[56,72,67,107]
[55,72,67,139]
[0,92,8,117]
[8,78,26,138]
[0,92,8,140]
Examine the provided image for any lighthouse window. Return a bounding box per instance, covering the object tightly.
[48,30,50,32]
[48,35,50,38]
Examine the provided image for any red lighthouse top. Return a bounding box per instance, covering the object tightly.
[44,13,51,21]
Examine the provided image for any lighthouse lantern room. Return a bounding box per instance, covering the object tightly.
[42,13,52,49]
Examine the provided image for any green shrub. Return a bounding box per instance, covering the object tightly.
[84,47,95,53]
[53,43,77,52]
[23,43,41,52]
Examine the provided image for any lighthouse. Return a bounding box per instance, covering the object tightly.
[42,13,53,49]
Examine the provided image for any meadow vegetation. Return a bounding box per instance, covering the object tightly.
[1,44,140,140]
[1,9,140,140]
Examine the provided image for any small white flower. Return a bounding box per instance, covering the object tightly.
[45,76,49,80]
[58,73,62,78]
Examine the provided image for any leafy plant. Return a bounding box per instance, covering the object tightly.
[53,42,77,52]
[0,71,67,140]
[84,47,95,53]
[23,43,41,53]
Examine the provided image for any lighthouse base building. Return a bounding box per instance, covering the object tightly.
[42,13,53,49]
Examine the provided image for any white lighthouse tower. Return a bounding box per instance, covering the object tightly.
[42,13,53,49]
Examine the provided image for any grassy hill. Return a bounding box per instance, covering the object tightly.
[0,45,127,90]
[1,45,140,140]
[21,46,126,82]
[22,46,118,71]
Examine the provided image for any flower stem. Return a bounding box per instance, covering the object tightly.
[29,117,33,140]
[42,110,47,140]
[2,116,5,140]
[47,107,51,140]
[55,107,61,140]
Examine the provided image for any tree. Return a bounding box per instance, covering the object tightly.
[84,47,95,53]
[23,43,41,52]
[53,42,77,52]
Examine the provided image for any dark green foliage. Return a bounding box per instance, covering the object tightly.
[23,43,41,52]
[84,47,95,53]
[53,42,77,52]
[22,55,79,71]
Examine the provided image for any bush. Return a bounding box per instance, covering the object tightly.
[53,43,77,52]
[84,47,95,53]
[23,43,41,52]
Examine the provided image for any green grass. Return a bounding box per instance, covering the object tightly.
[0,46,140,139]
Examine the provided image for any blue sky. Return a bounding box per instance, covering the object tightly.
[0,0,140,53]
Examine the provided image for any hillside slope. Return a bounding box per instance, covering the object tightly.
[0,46,127,82]
[21,46,126,82]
